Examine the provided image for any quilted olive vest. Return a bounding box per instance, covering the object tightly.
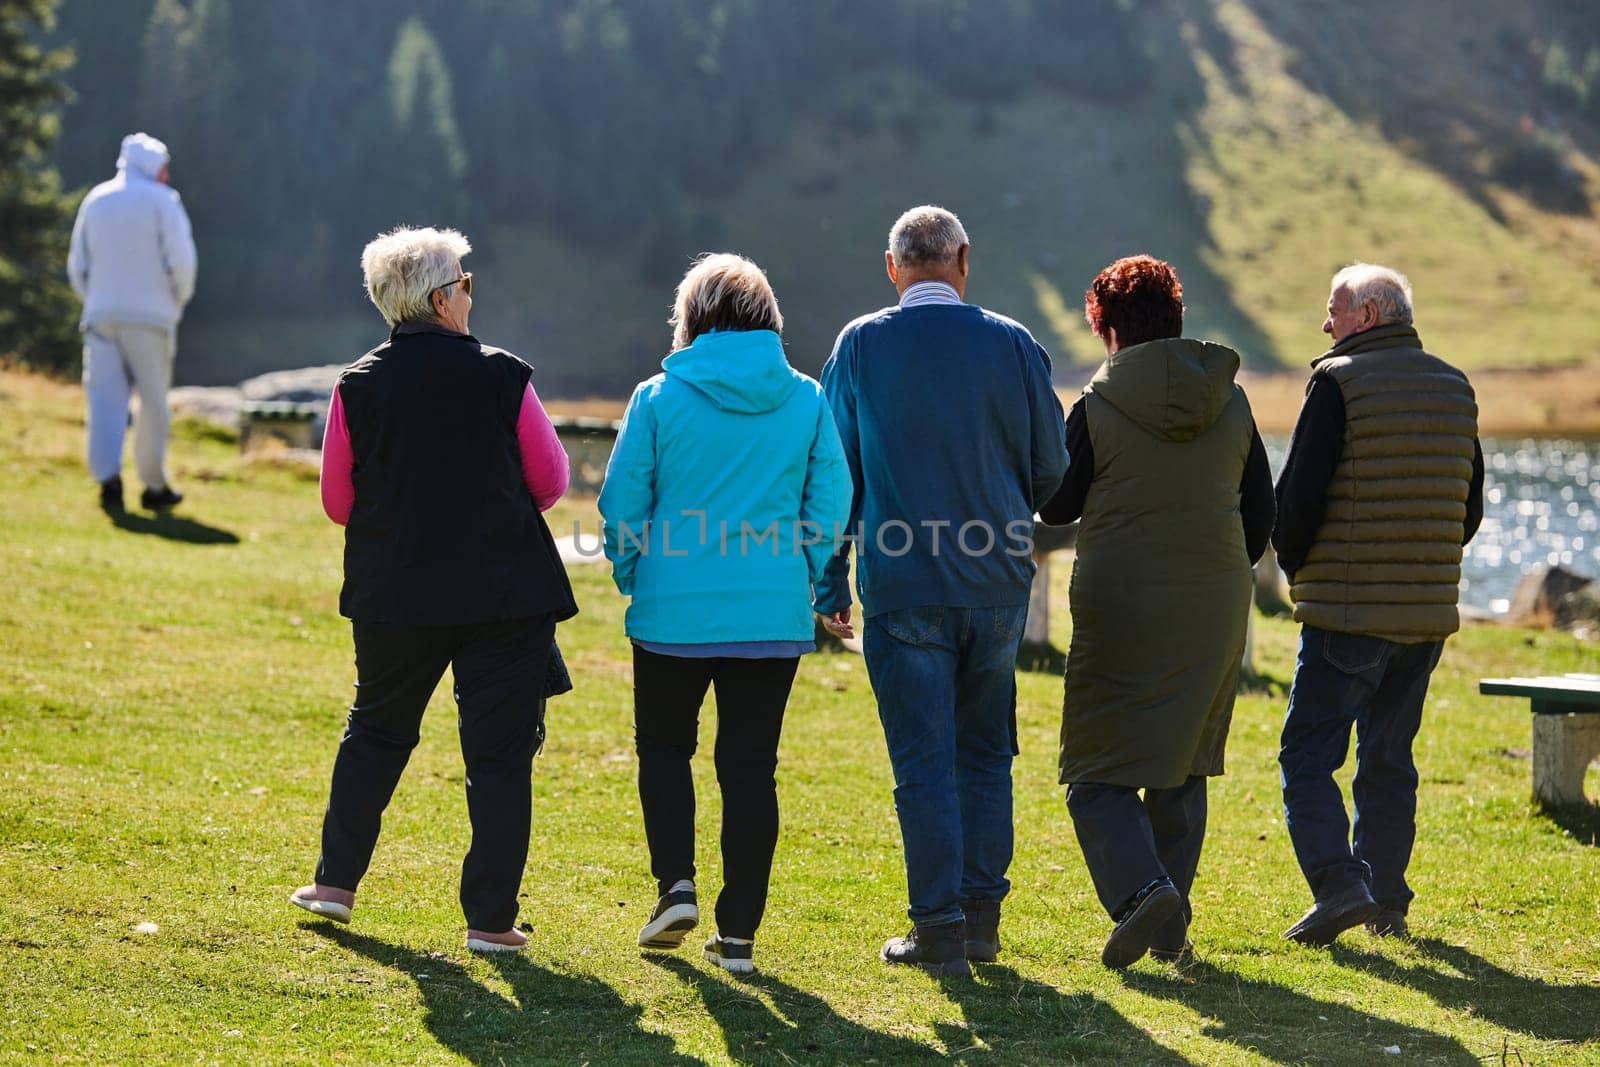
[1290,325,1478,643]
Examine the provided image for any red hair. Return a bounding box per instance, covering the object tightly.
[1084,255,1184,348]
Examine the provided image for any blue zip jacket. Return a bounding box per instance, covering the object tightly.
[599,329,852,644]
[814,302,1068,618]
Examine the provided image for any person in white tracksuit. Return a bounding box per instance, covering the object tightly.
[67,132,197,511]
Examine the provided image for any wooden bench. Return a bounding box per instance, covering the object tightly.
[1478,674,1600,808]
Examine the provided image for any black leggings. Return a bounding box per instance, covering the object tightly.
[633,647,799,940]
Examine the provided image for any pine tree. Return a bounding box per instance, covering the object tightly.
[0,0,78,373]
[381,16,467,226]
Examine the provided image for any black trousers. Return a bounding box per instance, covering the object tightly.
[1066,775,1208,939]
[316,614,555,932]
[633,647,799,940]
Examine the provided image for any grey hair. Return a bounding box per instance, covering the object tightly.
[888,205,969,269]
[1331,262,1414,326]
[360,226,472,327]
[669,253,783,350]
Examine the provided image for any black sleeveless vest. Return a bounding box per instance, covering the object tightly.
[335,325,577,625]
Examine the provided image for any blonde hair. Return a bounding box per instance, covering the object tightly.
[360,226,471,327]
[669,253,783,350]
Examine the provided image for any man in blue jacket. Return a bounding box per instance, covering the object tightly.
[816,206,1068,975]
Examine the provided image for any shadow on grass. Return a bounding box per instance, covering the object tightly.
[652,955,1194,1063]
[649,955,940,1063]
[1331,936,1600,1046]
[104,505,239,544]
[1543,802,1600,847]
[313,926,697,1065]
[1125,957,1478,1064]
[951,964,1195,1064]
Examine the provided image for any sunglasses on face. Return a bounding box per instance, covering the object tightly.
[435,272,472,297]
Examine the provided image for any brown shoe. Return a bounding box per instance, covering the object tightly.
[466,927,527,953]
[961,899,1001,963]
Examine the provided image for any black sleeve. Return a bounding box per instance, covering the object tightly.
[1240,422,1275,565]
[1038,395,1093,526]
[1463,438,1485,544]
[1271,375,1346,578]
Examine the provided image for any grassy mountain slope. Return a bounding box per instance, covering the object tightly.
[164,0,1600,393]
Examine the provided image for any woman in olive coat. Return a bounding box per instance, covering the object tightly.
[1040,255,1274,968]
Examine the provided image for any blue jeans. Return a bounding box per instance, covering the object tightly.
[863,604,1027,926]
[1279,624,1443,911]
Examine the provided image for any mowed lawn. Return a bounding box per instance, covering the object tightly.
[1,369,1597,1065]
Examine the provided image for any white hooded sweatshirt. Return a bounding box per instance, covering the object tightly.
[67,133,198,332]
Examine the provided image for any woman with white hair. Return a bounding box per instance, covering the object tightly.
[599,253,852,973]
[290,226,576,953]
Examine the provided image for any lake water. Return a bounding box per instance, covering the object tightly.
[1262,436,1600,615]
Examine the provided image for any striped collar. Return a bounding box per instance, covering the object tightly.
[898,281,963,308]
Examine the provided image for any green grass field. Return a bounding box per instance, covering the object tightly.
[2,369,1598,1065]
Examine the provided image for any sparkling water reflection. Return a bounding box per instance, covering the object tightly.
[1263,436,1600,614]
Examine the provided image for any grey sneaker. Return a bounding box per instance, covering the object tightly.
[962,899,1001,963]
[881,919,970,976]
[638,888,698,949]
[1103,881,1183,969]
[1283,883,1380,947]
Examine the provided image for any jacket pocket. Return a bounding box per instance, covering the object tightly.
[877,605,945,647]
[1321,630,1389,676]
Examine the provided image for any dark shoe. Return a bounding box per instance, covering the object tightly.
[1102,880,1183,969]
[638,887,698,949]
[99,476,124,512]
[1148,909,1193,963]
[141,485,184,511]
[962,899,1001,963]
[1283,883,1380,947]
[881,919,970,976]
[702,934,755,975]
[1367,908,1409,939]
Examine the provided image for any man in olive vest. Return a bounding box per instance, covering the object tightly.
[1274,263,1483,946]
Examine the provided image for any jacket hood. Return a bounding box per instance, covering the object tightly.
[661,329,802,414]
[117,132,169,180]
[1087,337,1241,442]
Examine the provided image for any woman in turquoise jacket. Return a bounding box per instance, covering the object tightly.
[598,253,851,974]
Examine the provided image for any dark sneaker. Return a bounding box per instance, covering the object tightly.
[1283,882,1381,947]
[1367,908,1409,939]
[141,485,184,511]
[99,476,124,512]
[1103,880,1183,969]
[702,934,754,975]
[1148,909,1193,964]
[638,888,698,949]
[881,919,970,976]
[962,899,1001,963]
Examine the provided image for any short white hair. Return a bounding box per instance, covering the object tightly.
[360,226,471,327]
[1331,262,1414,326]
[888,205,968,269]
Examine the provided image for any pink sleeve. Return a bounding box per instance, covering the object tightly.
[319,385,355,525]
[517,383,570,511]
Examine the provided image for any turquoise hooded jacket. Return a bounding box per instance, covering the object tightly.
[598,330,852,644]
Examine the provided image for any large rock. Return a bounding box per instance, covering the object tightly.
[1507,564,1596,627]
[170,365,344,443]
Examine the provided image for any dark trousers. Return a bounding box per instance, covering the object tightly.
[1066,775,1207,940]
[1280,624,1442,912]
[316,614,555,932]
[633,647,798,940]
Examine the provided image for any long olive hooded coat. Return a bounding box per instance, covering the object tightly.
[1059,338,1256,788]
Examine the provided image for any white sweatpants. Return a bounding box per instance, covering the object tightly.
[83,322,176,489]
